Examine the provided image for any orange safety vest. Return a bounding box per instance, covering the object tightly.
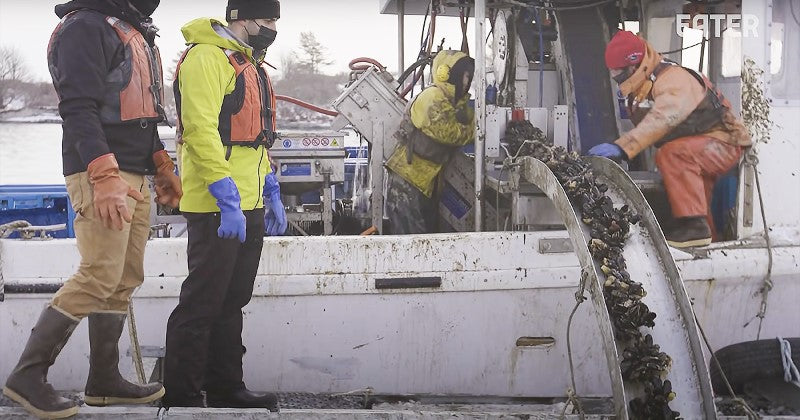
[48,11,165,125]
[627,59,730,146]
[174,46,276,152]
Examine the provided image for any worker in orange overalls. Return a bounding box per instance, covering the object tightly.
[589,31,752,248]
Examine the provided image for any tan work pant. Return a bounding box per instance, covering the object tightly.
[52,171,151,318]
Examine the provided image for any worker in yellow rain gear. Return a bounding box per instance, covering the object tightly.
[385,50,475,234]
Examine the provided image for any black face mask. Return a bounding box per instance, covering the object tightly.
[612,67,634,84]
[246,23,277,52]
[128,0,160,17]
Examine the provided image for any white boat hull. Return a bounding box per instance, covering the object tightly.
[1,231,799,397]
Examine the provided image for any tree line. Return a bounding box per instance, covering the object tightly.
[0,46,58,115]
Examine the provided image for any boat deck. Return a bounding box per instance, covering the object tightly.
[0,406,798,419]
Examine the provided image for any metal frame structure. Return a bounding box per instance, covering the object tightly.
[520,156,716,419]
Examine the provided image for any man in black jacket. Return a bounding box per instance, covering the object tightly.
[2,1,181,418]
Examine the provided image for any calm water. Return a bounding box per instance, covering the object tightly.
[0,123,182,185]
[0,123,361,185]
[0,123,65,185]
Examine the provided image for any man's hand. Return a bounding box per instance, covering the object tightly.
[88,154,145,231]
[263,172,287,236]
[588,143,627,160]
[152,150,183,209]
[209,177,246,243]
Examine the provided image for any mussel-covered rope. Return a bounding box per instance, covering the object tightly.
[740,58,775,341]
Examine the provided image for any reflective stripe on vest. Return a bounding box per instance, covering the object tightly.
[627,60,728,146]
[174,47,275,149]
[48,12,164,125]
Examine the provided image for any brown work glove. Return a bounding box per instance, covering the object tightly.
[87,153,145,231]
[152,150,183,209]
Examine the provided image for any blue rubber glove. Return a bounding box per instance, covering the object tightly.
[587,143,627,160]
[208,177,246,243]
[263,172,288,236]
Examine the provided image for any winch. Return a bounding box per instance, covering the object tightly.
[269,132,346,235]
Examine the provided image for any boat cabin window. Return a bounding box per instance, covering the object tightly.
[680,26,709,75]
[771,0,800,100]
[721,23,784,78]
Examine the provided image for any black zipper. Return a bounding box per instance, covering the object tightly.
[143,42,167,125]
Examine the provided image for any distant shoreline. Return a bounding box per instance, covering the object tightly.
[0,119,62,124]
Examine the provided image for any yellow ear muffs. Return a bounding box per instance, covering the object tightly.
[435,64,451,83]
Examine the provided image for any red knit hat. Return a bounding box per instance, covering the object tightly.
[605,31,645,69]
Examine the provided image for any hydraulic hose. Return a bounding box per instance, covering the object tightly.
[349,57,386,72]
[276,95,339,117]
[399,68,425,98]
[397,56,431,86]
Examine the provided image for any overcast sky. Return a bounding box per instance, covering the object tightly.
[0,0,477,82]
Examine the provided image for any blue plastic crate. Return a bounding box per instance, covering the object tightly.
[0,185,75,238]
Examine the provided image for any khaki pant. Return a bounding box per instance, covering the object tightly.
[52,171,151,318]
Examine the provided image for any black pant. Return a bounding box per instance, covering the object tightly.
[163,209,264,404]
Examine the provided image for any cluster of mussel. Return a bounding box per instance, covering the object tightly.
[502,119,552,159]
[503,120,679,419]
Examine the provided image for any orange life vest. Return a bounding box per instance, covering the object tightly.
[627,59,730,146]
[174,46,276,150]
[48,11,165,125]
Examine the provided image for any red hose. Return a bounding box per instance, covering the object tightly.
[275,95,339,117]
[349,57,386,72]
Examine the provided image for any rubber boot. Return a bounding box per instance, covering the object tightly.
[2,305,80,419]
[665,216,713,248]
[206,386,279,412]
[84,312,165,406]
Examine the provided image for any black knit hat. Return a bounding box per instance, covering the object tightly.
[226,0,280,21]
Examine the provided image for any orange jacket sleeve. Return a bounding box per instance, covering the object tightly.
[615,67,705,158]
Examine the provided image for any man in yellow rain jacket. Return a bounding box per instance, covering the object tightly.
[385,50,475,234]
[163,0,285,410]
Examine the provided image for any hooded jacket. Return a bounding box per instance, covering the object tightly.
[613,39,751,158]
[51,0,164,176]
[386,50,475,197]
[174,18,272,213]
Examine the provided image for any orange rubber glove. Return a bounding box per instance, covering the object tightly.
[152,150,183,209]
[87,154,145,231]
